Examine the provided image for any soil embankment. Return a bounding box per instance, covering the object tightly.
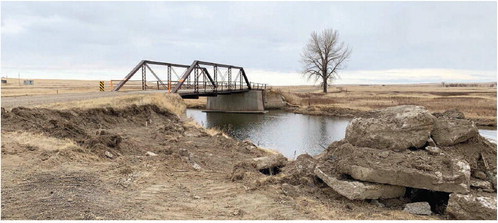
[1,93,429,220]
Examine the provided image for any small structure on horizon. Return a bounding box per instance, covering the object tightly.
[23,80,34,85]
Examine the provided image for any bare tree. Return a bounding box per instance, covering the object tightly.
[301,28,351,93]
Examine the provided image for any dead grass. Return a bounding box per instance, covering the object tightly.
[0,78,160,97]
[275,84,497,122]
[36,93,187,116]
[2,131,80,151]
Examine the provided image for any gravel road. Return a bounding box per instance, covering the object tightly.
[1,91,162,109]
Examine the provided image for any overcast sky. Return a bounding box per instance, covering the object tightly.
[1,1,496,85]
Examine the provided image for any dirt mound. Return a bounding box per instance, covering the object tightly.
[1,104,182,158]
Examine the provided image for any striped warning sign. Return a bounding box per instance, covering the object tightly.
[99,81,105,91]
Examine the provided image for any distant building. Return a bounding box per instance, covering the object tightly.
[1,79,7,84]
[23,80,34,85]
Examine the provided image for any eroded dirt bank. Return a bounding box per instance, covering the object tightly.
[1,96,431,220]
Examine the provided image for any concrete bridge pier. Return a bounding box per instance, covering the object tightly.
[205,90,267,113]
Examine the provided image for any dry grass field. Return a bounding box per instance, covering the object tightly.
[2,78,495,126]
[0,78,160,97]
[273,83,497,127]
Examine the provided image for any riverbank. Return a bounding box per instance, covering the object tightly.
[276,84,497,128]
[1,93,429,220]
[184,84,497,128]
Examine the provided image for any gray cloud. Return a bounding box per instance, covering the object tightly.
[1,1,496,83]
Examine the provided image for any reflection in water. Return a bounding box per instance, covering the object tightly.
[186,109,351,159]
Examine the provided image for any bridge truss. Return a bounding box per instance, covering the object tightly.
[113,60,267,98]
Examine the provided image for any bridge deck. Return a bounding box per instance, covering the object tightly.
[178,89,257,99]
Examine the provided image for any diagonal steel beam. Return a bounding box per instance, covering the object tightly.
[145,63,167,89]
[172,60,199,93]
[240,68,252,89]
[113,60,146,91]
[200,67,216,87]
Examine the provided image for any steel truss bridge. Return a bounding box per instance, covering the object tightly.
[113,60,267,98]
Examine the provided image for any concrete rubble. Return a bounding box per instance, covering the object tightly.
[252,154,288,171]
[314,166,405,200]
[431,118,478,146]
[403,202,432,215]
[334,146,471,193]
[445,193,497,220]
[305,105,497,220]
[345,105,435,151]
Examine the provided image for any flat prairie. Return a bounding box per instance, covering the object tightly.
[2,78,495,126]
[273,83,497,127]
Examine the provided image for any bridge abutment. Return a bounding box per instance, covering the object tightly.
[205,90,266,113]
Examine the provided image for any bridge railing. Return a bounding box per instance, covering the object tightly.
[175,81,267,93]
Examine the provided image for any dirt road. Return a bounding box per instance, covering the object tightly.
[1,91,160,109]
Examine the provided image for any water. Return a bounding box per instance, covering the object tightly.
[479,129,497,143]
[186,109,497,158]
[187,109,351,158]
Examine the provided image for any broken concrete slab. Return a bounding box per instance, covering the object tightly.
[314,166,406,200]
[431,118,478,146]
[252,154,288,170]
[425,146,441,155]
[403,202,432,215]
[334,145,470,193]
[345,105,435,151]
[446,193,497,220]
[470,179,494,192]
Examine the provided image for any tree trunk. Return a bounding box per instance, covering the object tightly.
[322,76,328,93]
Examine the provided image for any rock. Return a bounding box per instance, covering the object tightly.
[425,146,441,155]
[193,195,201,199]
[104,151,113,159]
[370,199,385,208]
[252,154,287,170]
[345,105,435,151]
[281,183,299,197]
[281,154,316,185]
[378,151,390,158]
[431,119,478,146]
[334,145,470,193]
[433,109,466,119]
[314,166,406,200]
[146,151,158,157]
[403,202,432,215]
[473,171,488,180]
[192,162,202,171]
[470,179,493,191]
[179,148,189,157]
[446,193,497,220]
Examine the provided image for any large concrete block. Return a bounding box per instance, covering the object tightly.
[446,193,497,220]
[334,145,471,193]
[345,105,435,151]
[431,118,478,146]
[206,90,265,112]
[314,166,406,200]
